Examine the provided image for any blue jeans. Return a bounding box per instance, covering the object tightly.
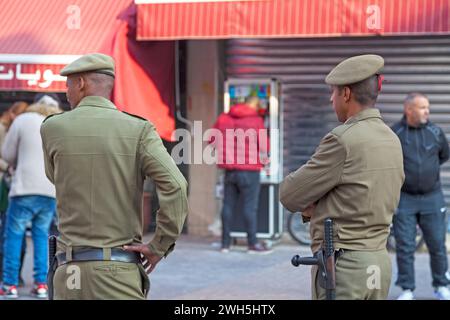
[393,192,450,290]
[221,170,261,248]
[0,210,27,283]
[3,195,56,285]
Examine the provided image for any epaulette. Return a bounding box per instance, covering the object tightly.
[122,111,147,121]
[331,122,355,137]
[42,112,64,123]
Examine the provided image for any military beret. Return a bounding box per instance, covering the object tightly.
[60,53,115,77]
[325,54,384,85]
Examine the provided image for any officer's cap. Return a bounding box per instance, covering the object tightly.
[325,54,384,86]
[60,53,115,78]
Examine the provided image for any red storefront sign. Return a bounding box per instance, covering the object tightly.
[0,0,131,92]
[0,63,66,92]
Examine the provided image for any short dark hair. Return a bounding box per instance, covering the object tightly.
[338,75,379,106]
[404,92,428,106]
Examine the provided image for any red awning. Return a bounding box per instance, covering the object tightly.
[0,0,132,92]
[136,0,450,40]
[0,0,176,141]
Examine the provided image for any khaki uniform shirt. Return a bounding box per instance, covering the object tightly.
[41,96,188,257]
[280,108,404,253]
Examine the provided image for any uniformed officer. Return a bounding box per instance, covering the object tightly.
[280,55,405,300]
[40,53,188,299]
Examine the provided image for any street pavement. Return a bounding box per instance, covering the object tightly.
[14,233,450,300]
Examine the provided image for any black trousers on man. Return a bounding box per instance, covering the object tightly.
[221,170,261,248]
[394,191,450,291]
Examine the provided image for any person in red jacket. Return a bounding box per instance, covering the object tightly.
[210,96,271,254]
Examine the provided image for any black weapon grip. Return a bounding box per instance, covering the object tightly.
[291,255,319,266]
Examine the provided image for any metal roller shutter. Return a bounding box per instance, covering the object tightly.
[225,35,450,204]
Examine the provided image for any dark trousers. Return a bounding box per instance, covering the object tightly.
[394,210,450,290]
[221,170,261,248]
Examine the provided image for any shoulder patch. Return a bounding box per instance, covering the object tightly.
[42,112,64,123]
[122,111,147,122]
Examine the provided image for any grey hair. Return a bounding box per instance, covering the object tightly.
[404,92,428,106]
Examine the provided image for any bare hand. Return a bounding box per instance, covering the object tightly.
[123,244,162,274]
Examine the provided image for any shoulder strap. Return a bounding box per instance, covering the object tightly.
[122,111,147,122]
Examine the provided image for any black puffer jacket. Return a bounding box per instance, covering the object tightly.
[391,116,449,195]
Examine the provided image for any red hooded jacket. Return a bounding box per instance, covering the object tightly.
[210,103,269,171]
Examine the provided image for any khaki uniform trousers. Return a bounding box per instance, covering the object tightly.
[312,248,391,300]
[53,260,149,300]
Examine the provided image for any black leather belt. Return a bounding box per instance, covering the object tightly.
[56,248,141,266]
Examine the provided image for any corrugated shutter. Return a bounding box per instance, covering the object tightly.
[225,35,450,204]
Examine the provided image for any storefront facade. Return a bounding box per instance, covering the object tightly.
[136,0,450,235]
[2,0,449,236]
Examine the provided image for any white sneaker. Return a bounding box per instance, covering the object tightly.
[397,289,414,300]
[434,286,450,300]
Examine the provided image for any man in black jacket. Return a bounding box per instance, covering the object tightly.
[392,92,450,300]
